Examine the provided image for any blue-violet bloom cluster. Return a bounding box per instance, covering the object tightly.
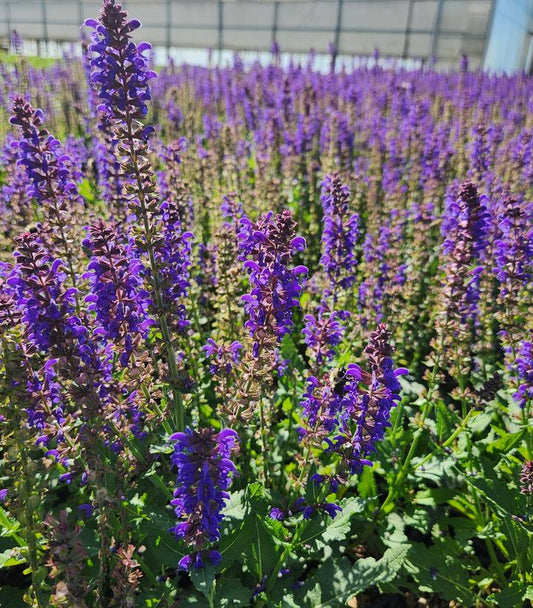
[170,427,239,570]
[238,209,307,356]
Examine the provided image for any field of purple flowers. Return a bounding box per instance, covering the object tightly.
[0,1,532,606]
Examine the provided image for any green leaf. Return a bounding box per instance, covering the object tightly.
[405,541,478,605]
[487,430,525,455]
[435,401,461,442]
[140,507,186,568]
[467,409,494,434]
[0,507,24,546]
[190,563,216,603]
[223,490,248,521]
[412,455,461,486]
[299,545,409,607]
[79,178,95,202]
[220,518,254,568]
[246,515,277,578]
[215,577,254,607]
[382,513,408,547]
[487,582,529,608]
[357,466,377,499]
[414,488,457,507]
[0,547,26,568]
[321,497,367,544]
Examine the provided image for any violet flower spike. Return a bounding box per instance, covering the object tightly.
[170,427,239,570]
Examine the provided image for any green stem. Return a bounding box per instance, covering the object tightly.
[116,43,185,432]
[3,341,46,608]
[21,454,47,608]
[380,356,441,515]
[414,408,475,471]
[258,397,270,486]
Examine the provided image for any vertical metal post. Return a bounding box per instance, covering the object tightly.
[6,1,11,46]
[166,0,171,55]
[429,0,445,64]
[402,0,414,59]
[78,0,84,27]
[332,0,343,70]
[217,0,223,60]
[41,0,49,56]
[481,0,497,69]
[272,1,280,48]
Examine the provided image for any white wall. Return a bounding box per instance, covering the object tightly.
[0,0,507,70]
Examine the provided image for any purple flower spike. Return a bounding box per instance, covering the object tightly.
[84,1,156,122]
[320,174,360,294]
[513,340,533,409]
[238,209,307,354]
[170,427,239,570]
[203,339,243,376]
[82,219,153,366]
[300,324,406,481]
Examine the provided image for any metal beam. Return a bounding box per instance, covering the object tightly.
[217,0,223,57]
[166,0,171,53]
[272,1,279,48]
[481,0,497,69]
[332,0,343,68]
[5,1,11,41]
[402,0,413,59]
[429,0,445,61]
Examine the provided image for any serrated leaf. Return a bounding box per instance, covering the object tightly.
[321,497,367,543]
[357,466,377,499]
[412,455,461,486]
[406,541,478,605]
[215,577,254,606]
[435,401,461,442]
[487,581,528,608]
[382,513,407,547]
[0,548,26,568]
[220,518,253,568]
[190,563,216,602]
[467,409,494,434]
[223,490,247,521]
[299,545,409,607]
[487,430,525,455]
[247,515,277,578]
[0,507,24,546]
[414,488,457,507]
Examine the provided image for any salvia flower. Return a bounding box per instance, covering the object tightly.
[9,231,112,427]
[434,181,490,374]
[85,0,160,247]
[326,325,407,475]
[513,340,533,409]
[158,198,194,333]
[238,209,307,355]
[320,173,359,293]
[9,97,81,210]
[170,427,239,570]
[9,232,78,351]
[84,2,156,121]
[520,460,533,495]
[157,139,194,226]
[9,97,83,284]
[203,339,243,376]
[82,219,153,366]
[303,303,349,365]
[300,324,407,482]
[494,197,533,298]
[0,135,33,233]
